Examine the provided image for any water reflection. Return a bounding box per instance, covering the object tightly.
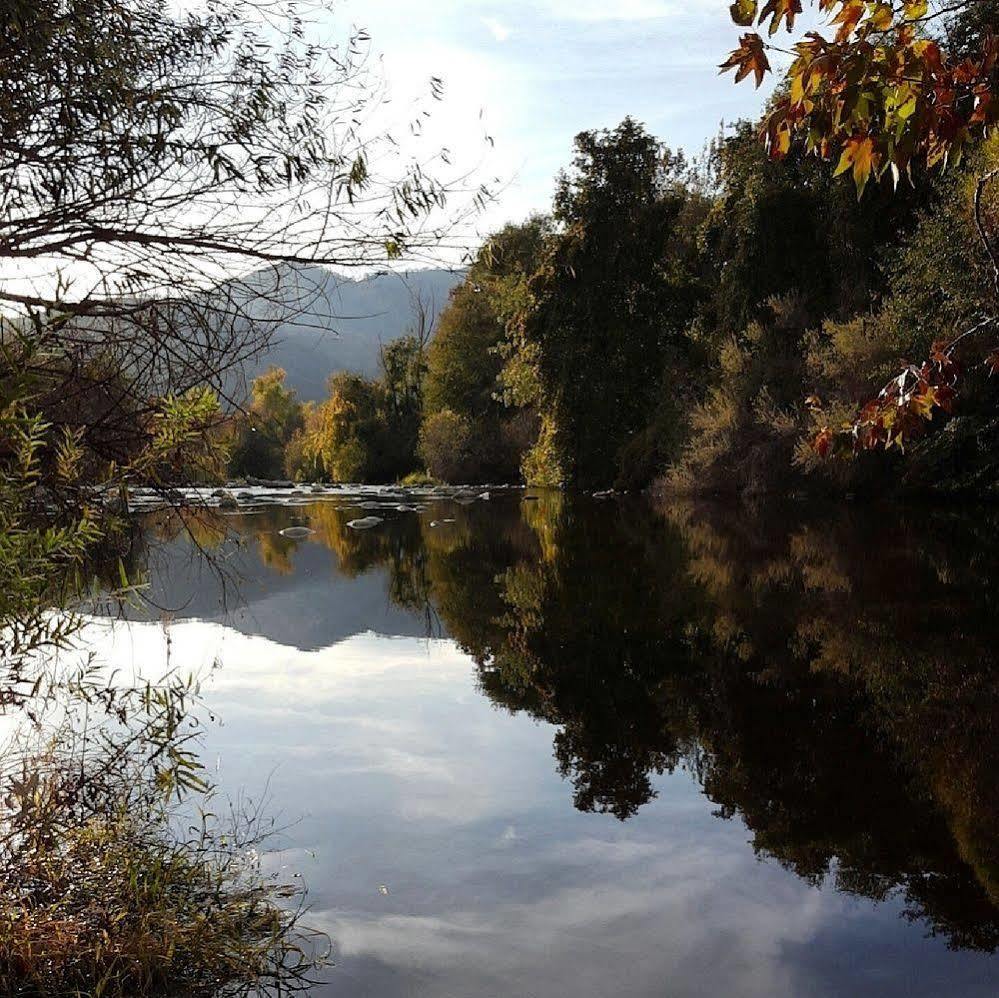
[93,491,999,992]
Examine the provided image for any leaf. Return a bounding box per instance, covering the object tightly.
[729,0,758,26]
[833,134,877,196]
[813,427,834,458]
[720,33,771,88]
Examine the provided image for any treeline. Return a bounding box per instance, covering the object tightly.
[241,127,999,495]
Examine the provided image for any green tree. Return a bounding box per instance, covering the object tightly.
[228,367,304,479]
[379,335,428,476]
[509,119,709,489]
[301,373,387,483]
[423,218,549,482]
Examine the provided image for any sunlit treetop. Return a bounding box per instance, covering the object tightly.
[721,1,999,194]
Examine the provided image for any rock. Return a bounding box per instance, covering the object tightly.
[347,516,383,530]
[478,491,491,500]
[279,526,314,538]
[216,490,239,510]
[246,476,294,489]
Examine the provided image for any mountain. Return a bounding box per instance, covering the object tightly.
[227,265,463,401]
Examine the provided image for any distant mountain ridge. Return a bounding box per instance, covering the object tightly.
[230,265,464,401]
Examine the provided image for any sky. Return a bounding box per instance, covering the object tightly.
[332,0,783,242]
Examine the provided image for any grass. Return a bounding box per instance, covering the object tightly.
[0,672,329,998]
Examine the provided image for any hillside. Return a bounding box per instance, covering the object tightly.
[228,265,463,401]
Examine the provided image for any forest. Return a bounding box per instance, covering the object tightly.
[220,1,999,498]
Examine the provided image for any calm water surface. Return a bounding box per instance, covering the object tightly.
[85,489,999,997]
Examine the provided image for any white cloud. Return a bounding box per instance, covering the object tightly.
[481,15,511,41]
[543,0,678,20]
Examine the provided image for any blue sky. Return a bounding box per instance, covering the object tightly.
[336,0,783,236]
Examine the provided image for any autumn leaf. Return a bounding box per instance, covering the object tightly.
[729,0,758,26]
[833,134,877,196]
[813,427,834,458]
[720,33,771,87]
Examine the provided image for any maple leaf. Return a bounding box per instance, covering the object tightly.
[813,427,834,458]
[720,33,771,88]
[833,134,877,196]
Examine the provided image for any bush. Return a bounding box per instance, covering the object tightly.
[0,673,328,998]
[419,409,474,483]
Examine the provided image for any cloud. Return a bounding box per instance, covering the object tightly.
[481,16,511,41]
[543,0,678,21]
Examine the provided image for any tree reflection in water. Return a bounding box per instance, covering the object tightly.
[129,491,999,953]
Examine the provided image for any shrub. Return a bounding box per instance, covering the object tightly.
[419,409,474,483]
[0,672,328,998]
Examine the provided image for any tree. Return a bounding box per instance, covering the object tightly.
[228,367,304,479]
[423,217,549,482]
[379,335,428,475]
[720,1,999,459]
[419,409,475,483]
[298,372,387,483]
[508,119,708,488]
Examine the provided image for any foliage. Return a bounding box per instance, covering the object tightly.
[718,1,999,467]
[418,409,475,483]
[803,137,999,471]
[666,298,812,496]
[228,367,304,480]
[0,405,99,688]
[721,0,999,195]
[0,668,327,997]
[423,218,550,483]
[506,119,710,488]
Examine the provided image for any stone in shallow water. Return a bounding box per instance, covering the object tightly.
[279,526,314,539]
[347,516,383,530]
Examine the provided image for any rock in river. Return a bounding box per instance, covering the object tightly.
[347,516,383,530]
[216,490,239,510]
[279,526,314,539]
